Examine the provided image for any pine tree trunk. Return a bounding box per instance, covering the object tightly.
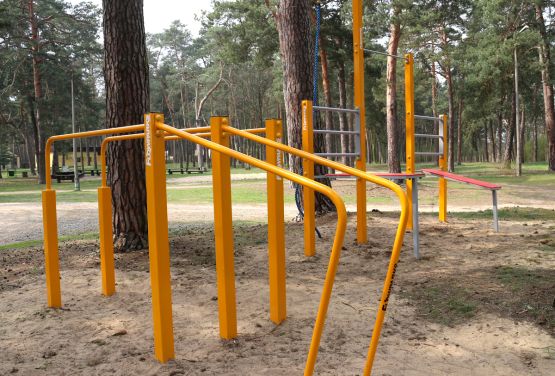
[275,0,333,213]
[497,111,503,162]
[519,106,525,163]
[503,93,516,168]
[535,4,555,171]
[319,33,333,158]
[335,42,349,166]
[457,97,463,165]
[386,7,401,173]
[103,0,149,251]
[445,67,455,172]
[489,120,496,162]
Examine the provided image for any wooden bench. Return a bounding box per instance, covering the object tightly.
[422,168,502,231]
[51,171,85,183]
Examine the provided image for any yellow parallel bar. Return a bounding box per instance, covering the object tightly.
[144,113,175,362]
[42,189,61,307]
[45,124,144,189]
[157,122,350,373]
[405,53,415,231]
[97,186,115,296]
[210,117,238,339]
[265,119,286,324]
[219,125,409,376]
[302,100,316,257]
[439,114,448,222]
[353,0,368,244]
[100,134,145,187]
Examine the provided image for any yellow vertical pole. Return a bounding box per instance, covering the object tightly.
[97,186,115,296]
[210,116,238,339]
[439,114,448,222]
[353,0,367,244]
[404,53,415,230]
[301,100,316,257]
[144,113,175,362]
[265,119,286,324]
[42,189,61,308]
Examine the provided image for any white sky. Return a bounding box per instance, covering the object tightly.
[68,0,214,36]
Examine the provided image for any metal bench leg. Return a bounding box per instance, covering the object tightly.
[412,178,420,259]
[492,190,499,232]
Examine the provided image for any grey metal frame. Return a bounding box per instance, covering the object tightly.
[312,105,362,158]
[318,173,423,259]
[363,48,407,61]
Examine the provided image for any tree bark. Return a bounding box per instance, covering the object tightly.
[535,4,555,171]
[335,38,349,166]
[457,96,463,165]
[386,6,401,173]
[27,1,45,183]
[489,119,496,162]
[275,0,333,213]
[497,111,503,162]
[103,0,149,251]
[503,93,516,168]
[319,33,333,157]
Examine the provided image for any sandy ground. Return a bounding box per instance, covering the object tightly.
[1,212,554,375]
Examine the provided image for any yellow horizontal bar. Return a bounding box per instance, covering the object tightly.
[220,125,409,375]
[100,134,145,187]
[45,124,145,189]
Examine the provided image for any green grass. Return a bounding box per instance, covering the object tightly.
[423,207,555,221]
[404,284,477,327]
[0,232,99,250]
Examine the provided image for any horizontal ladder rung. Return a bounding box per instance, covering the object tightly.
[313,105,360,114]
[314,152,360,157]
[415,152,443,156]
[313,129,359,135]
[415,133,442,139]
[414,114,442,121]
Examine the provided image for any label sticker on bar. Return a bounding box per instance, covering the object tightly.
[145,116,152,167]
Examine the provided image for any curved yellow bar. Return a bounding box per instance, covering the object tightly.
[157,123,349,367]
[99,134,145,187]
[44,124,145,189]
[220,125,408,376]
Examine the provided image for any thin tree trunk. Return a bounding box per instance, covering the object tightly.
[457,97,463,165]
[489,119,496,162]
[103,0,149,251]
[497,112,503,162]
[484,124,489,162]
[319,33,333,157]
[503,93,516,168]
[335,38,349,166]
[519,106,525,163]
[536,4,555,171]
[386,6,401,173]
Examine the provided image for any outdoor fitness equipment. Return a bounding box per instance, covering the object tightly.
[41,115,409,375]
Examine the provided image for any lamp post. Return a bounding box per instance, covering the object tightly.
[71,72,80,191]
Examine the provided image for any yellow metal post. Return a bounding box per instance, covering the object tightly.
[439,115,448,222]
[266,119,286,324]
[144,113,175,362]
[210,116,238,339]
[353,0,368,244]
[97,186,115,296]
[404,53,415,230]
[302,100,316,257]
[42,189,61,308]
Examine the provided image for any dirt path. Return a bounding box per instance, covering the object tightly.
[0,214,553,375]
